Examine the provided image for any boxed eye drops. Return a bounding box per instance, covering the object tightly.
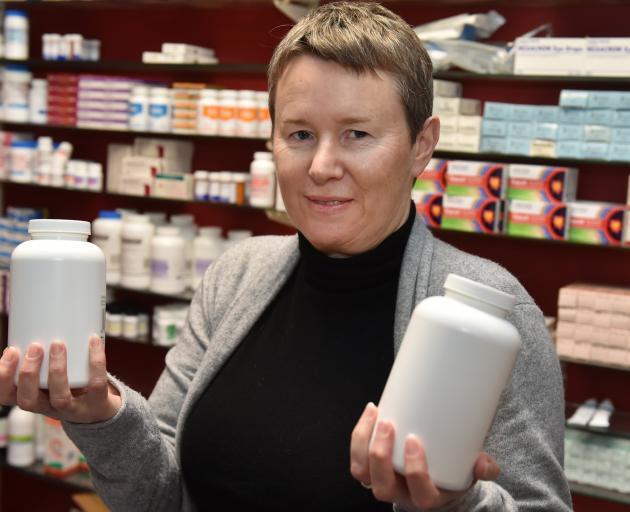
[441,195,503,234]
[412,191,443,228]
[507,200,568,240]
[507,164,578,203]
[415,158,447,193]
[568,201,626,246]
[446,160,505,199]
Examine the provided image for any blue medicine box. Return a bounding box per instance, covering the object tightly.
[481,119,507,137]
[508,121,535,139]
[509,104,538,122]
[535,123,559,140]
[484,102,511,120]
[536,106,561,123]
[557,124,584,140]
[559,90,589,108]
[480,136,507,153]
[506,138,531,156]
[556,141,581,159]
[559,108,587,124]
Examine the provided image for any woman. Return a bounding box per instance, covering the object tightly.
[0,3,571,511]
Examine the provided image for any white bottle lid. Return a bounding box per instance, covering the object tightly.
[234,173,247,182]
[444,274,516,314]
[28,219,91,236]
[132,85,149,96]
[238,90,256,100]
[256,91,269,101]
[156,226,181,237]
[254,151,273,161]
[151,87,170,97]
[219,171,232,181]
[218,89,238,100]
[200,89,219,99]
[208,172,221,180]
[127,214,151,224]
[194,170,209,179]
[31,79,48,89]
[199,226,222,238]
[37,136,53,151]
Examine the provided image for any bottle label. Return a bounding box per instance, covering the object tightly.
[258,108,270,121]
[219,106,236,121]
[9,434,33,443]
[6,28,27,44]
[238,107,258,122]
[202,105,219,119]
[195,259,213,276]
[151,259,169,278]
[122,237,150,274]
[130,102,144,116]
[149,104,169,118]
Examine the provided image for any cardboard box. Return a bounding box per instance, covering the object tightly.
[455,133,481,152]
[152,173,194,200]
[507,164,578,203]
[508,121,535,139]
[446,160,505,199]
[44,416,81,477]
[457,115,482,136]
[569,201,625,245]
[559,90,589,108]
[480,136,507,154]
[484,102,511,120]
[530,139,557,158]
[509,105,538,122]
[507,199,568,240]
[441,195,503,233]
[133,138,194,170]
[535,122,559,140]
[536,106,561,123]
[106,144,133,192]
[556,141,581,159]
[433,79,462,98]
[506,138,531,156]
[435,132,457,150]
[415,158,447,193]
[439,114,458,134]
[434,97,481,116]
[411,191,442,228]
[585,109,614,126]
[514,38,587,76]
[481,119,507,137]
[583,124,612,142]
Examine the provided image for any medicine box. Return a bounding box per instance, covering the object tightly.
[536,106,561,123]
[559,108,586,124]
[509,105,538,122]
[558,124,583,141]
[480,137,507,154]
[535,123,559,140]
[568,201,626,246]
[507,200,568,240]
[435,132,457,151]
[414,158,447,193]
[507,164,578,203]
[609,143,630,162]
[446,160,505,199]
[556,141,581,159]
[441,195,503,234]
[585,109,614,126]
[411,191,443,228]
[457,115,482,136]
[439,114,458,134]
[559,90,589,108]
[508,121,535,139]
[583,124,612,142]
[44,416,81,477]
[506,138,531,157]
[611,110,630,127]
[455,133,481,152]
[587,91,623,109]
[152,173,194,200]
[434,97,481,116]
[482,119,507,137]
[513,38,587,76]
[581,142,609,160]
[483,102,511,120]
[433,79,462,98]
[530,139,557,158]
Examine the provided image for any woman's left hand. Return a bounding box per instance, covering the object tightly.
[349,403,500,511]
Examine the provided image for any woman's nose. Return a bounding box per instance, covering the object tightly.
[308,140,344,184]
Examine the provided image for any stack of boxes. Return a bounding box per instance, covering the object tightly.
[142,43,218,64]
[481,89,630,162]
[77,75,136,130]
[433,79,482,153]
[556,283,630,368]
[171,82,205,134]
[47,74,78,126]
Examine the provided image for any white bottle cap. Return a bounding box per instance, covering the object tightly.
[254,151,273,160]
[127,214,151,224]
[444,274,516,314]
[201,89,219,98]
[156,226,180,237]
[239,90,256,100]
[199,226,222,238]
[28,219,91,236]
[194,170,209,179]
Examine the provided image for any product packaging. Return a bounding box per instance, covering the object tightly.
[412,191,443,228]
[506,200,568,240]
[446,160,505,199]
[415,159,447,193]
[507,164,578,203]
[568,201,625,246]
[441,195,503,234]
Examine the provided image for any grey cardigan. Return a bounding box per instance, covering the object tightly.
[64,218,572,511]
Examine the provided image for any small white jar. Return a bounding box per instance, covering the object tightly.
[3,65,32,122]
[129,85,150,132]
[150,226,187,295]
[209,172,222,202]
[7,407,35,467]
[92,210,123,285]
[121,214,155,290]
[237,90,259,138]
[194,170,209,201]
[256,91,272,139]
[192,227,224,289]
[4,10,29,60]
[249,151,276,208]
[197,89,219,135]
[217,89,238,136]
[148,87,172,133]
[87,162,103,191]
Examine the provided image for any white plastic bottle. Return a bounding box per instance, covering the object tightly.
[92,210,123,285]
[237,90,259,138]
[36,136,53,186]
[7,407,35,467]
[256,91,272,139]
[150,226,187,295]
[170,214,196,288]
[9,219,106,389]
[29,79,48,124]
[194,170,209,201]
[120,214,155,289]
[148,87,172,133]
[249,152,276,208]
[192,227,224,289]
[129,85,150,131]
[4,10,29,60]
[217,89,238,136]
[3,65,32,122]
[197,89,219,135]
[87,162,103,191]
[374,274,522,491]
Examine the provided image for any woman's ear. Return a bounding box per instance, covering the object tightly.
[411,116,440,179]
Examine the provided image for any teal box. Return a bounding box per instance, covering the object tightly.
[608,143,630,161]
[481,119,507,137]
[611,127,630,143]
[556,141,581,159]
[537,106,561,123]
[558,124,584,140]
[510,104,538,122]
[508,121,535,139]
[535,122,559,140]
[484,102,511,120]
[559,108,586,124]
[611,110,630,127]
[506,138,531,156]
[581,142,609,160]
[616,92,630,110]
[559,90,589,108]
[583,124,612,142]
[480,136,507,153]
[587,91,622,109]
[585,109,614,125]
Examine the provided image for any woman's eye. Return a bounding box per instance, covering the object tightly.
[350,130,368,139]
[291,130,312,141]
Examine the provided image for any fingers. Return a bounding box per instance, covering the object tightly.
[350,402,378,486]
[473,452,500,482]
[404,435,440,508]
[86,336,109,400]
[0,346,19,404]
[16,343,51,413]
[47,341,73,412]
[368,420,398,502]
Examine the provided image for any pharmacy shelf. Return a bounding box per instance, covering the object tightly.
[566,402,630,440]
[560,355,630,373]
[569,482,630,506]
[0,120,269,143]
[434,70,630,85]
[0,58,268,74]
[1,460,93,492]
[108,283,194,302]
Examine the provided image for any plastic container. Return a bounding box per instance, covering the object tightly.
[193,227,224,288]
[170,215,196,288]
[9,140,36,183]
[72,160,88,190]
[42,33,61,60]
[129,85,150,132]
[50,142,73,188]
[374,274,522,491]
[9,219,106,389]
[148,87,172,133]
[197,89,219,135]
[237,90,259,138]
[4,10,29,60]
[145,212,167,227]
[249,152,276,208]
[122,314,139,340]
[7,407,35,467]
[256,91,271,139]
[87,162,103,191]
[150,226,186,295]
[218,89,238,136]
[3,65,32,122]
[234,173,247,206]
[209,172,221,202]
[92,210,123,285]
[66,34,83,60]
[219,171,234,203]
[105,310,122,337]
[194,170,209,201]
[29,79,48,124]
[120,214,154,289]
[35,136,53,185]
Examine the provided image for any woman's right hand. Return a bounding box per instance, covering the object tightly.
[0,336,122,424]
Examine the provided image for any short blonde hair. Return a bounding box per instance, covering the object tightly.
[268,1,433,142]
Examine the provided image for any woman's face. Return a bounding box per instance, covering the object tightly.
[273,54,439,256]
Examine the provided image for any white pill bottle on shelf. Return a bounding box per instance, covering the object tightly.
[7,407,35,467]
[91,210,123,285]
[9,219,106,389]
[120,214,154,289]
[249,151,275,208]
[150,226,186,295]
[4,10,29,60]
[374,274,521,491]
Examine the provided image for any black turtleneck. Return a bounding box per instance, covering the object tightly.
[181,204,416,511]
